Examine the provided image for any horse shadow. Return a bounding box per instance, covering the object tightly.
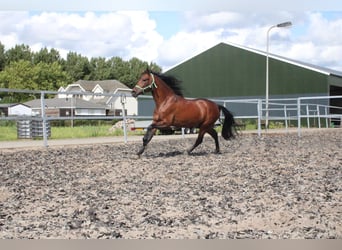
[149,150,211,158]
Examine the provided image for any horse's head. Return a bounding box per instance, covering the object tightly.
[131,69,157,98]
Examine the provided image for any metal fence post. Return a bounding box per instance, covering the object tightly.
[317,105,321,128]
[306,104,310,128]
[257,99,262,136]
[40,91,48,147]
[181,127,185,139]
[297,98,301,137]
[284,105,288,132]
[325,107,328,128]
[120,94,127,143]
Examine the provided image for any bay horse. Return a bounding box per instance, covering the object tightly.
[131,69,236,156]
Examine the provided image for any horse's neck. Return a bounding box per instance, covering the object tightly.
[152,79,177,104]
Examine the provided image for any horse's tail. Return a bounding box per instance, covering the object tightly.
[218,105,237,140]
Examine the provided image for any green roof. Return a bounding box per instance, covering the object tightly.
[165,42,342,98]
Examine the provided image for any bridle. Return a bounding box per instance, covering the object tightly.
[134,73,157,93]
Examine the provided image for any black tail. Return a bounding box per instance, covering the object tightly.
[218,105,236,140]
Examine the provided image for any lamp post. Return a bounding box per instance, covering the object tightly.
[265,21,292,130]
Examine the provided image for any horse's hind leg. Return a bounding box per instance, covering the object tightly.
[137,126,156,156]
[207,127,220,153]
[187,129,205,154]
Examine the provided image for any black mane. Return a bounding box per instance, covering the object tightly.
[151,71,183,97]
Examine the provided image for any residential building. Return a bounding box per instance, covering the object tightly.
[58,79,137,116]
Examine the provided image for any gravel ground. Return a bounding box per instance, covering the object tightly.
[0,129,341,239]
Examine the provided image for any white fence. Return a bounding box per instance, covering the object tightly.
[1,88,341,147]
[211,96,342,137]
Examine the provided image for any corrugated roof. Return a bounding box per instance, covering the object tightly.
[166,42,342,77]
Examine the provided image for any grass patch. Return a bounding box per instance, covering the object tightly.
[0,126,17,141]
[50,125,144,139]
[50,125,116,139]
[0,124,145,141]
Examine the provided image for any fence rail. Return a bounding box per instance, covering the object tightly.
[1,88,341,147]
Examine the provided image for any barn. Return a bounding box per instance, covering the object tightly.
[137,42,342,119]
[161,42,342,118]
[165,42,342,98]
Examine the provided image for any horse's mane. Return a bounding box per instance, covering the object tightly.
[150,70,183,97]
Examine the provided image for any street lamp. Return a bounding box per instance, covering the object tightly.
[265,21,292,130]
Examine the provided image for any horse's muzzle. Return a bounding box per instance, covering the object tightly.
[131,89,141,98]
[131,90,137,98]
[131,86,143,98]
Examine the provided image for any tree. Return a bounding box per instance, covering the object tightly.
[123,57,149,86]
[108,57,128,80]
[87,57,112,80]
[106,57,129,86]
[62,52,91,81]
[0,60,70,102]
[35,61,71,91]
[107,57,161,87]
[33,47,61,65]
[0,42,5,71]
[0,43,164,94]
[0,60,38,102]
[5,44,33,64]
[149,62,162,73]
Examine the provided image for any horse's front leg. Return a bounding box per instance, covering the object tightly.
[137,125,157,156]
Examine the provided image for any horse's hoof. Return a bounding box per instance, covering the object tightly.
[214,149,221,154]
[137,147,145,156]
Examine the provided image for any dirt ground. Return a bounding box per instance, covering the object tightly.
[0,129,341,238]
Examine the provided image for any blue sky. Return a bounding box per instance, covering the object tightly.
[149,12,182,39]
[0,1,342,71]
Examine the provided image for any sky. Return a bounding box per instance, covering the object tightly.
[0,0,342,72]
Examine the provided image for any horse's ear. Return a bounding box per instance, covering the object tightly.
[145,67,150,73]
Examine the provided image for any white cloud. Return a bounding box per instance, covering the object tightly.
[285,12,342,71]
[157,11,297,69]
[118,11,163,61]
[0,11,29,45]
[306,12,342,45]
[0,10,341,72]
[159,11,342,72]
[2,0,342,12]
[158,30,224,68]
[0,11,163,62]
[18,12,136,58]
[183,11,244,31]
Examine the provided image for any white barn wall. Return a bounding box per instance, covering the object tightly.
[8,104,32,116]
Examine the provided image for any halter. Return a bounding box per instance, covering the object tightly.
[134,73,157,93]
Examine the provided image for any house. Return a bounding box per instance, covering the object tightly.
[24,98,106,117]
[58,79,137,116]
